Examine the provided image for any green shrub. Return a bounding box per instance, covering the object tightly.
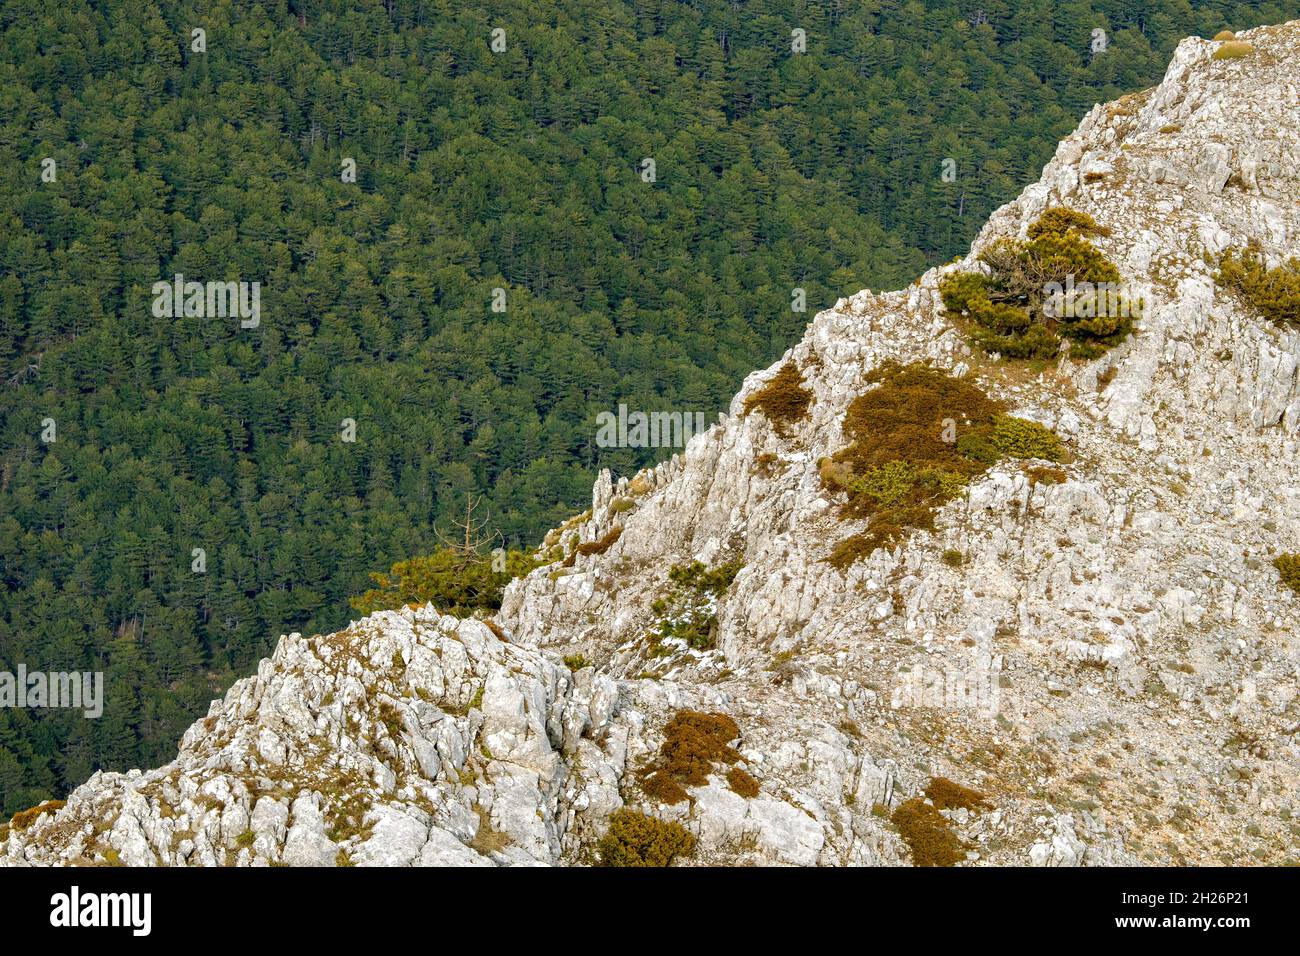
[1275,554,1300,595]
[563,653,592,670]
[648,559,743,651]
[1215,243,1300,327]
[1027,207,1111,240]
[941,549,965,567]
[1212,29,1236,40]
[597,809,695,867]
[743,361,813,436]
[939,206,1134,360]
[350,546,542,617]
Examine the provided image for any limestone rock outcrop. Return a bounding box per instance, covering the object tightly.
[6,22,1299,867]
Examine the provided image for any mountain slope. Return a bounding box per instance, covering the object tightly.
[5,21,1299,866]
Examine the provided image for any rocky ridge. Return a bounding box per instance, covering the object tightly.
[4,22,1299,866]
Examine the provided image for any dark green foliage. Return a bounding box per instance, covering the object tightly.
[349,548,540,617]
[0,0,1292,810]
[1215,243,1300,327]
[649,560,743,650]
[596,809,695,867]
[940,207,1135,359]
[821,362,1064,567]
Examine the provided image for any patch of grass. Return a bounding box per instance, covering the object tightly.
[821,362,1066,567]
[1274,554,1300,595]
[563,653,592,670]
[596,809,695,867]
[377,700,404,740]
[1215,243,1300,327]
[235,830,256,849]
[470,805,512,856]
[1025,464,1067,485]
[939,206,1134,359]
[9,800,65,831]
[1212,29,1236,40]
[743,361,813,437]
[941,548,965,567]
[640,709,742,804]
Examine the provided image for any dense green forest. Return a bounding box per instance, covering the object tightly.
[1,0,1296,812]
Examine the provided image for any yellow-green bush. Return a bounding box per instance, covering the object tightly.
[1275,554,1300,595]
[1212,40,1253,59]
[1215,243,1300,327]
[597,809,695,867]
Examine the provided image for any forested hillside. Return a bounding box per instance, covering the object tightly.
[1,0,1294,812]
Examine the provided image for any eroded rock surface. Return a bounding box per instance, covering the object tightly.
[6,22,1299,867]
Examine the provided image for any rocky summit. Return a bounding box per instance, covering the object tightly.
[5,21,1299,868]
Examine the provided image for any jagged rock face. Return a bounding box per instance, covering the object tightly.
[2,609,630,867]
[6,23,1299,867]
[503,22,1300,866]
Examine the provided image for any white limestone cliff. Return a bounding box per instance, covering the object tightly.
[5,21,1298,867]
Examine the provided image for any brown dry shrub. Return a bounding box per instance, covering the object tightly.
[924,777,991,812]
[563,526,624,566]
[891,798,968,867]
[743,361,813,436]
[726,767,760,798]
[639,709,742,804]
